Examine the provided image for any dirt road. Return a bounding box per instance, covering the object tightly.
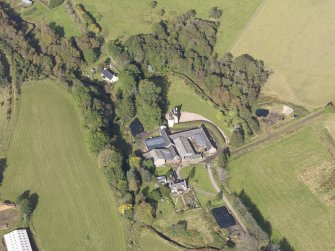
[206,164,247,232]
[231,109,324,156]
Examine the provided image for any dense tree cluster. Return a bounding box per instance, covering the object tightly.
[74,32,102,64]
[0,53,9,85]
[72,81,110,153]
[110,11,268,140]
[113,63,163,130]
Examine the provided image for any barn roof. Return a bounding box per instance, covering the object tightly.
[145,137,166,150]
[129,118,144,137]
[101,69,115,80]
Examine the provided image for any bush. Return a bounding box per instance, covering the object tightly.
[150,1,158,8]
[209,7,223,19]
[48,0,64,9]
[83,48,99,64]
[324,102,335,114]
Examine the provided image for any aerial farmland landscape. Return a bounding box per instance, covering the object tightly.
[0,0,334,251]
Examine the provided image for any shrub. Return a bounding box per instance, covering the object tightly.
[209,6,223,19]
[83,48,99,64]
[150,0,158,8]
[324,102,335,114]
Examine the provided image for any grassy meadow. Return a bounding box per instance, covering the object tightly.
[141,231,180,251]
[228,127,335,250]
[21,1,81,37]
[180,165,216,194]
[167,75,231,135]
[231,0,335,110]
[19,0,262,55]
[0,82,126,251]
[76,0,262,54]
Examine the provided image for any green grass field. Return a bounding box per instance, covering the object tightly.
[231,0,335,110]
[0,82,126,251]
[141,231,180,251]
[40,0,262,55]
[167,75,231,135]
[21,1,81,37]
[180,165,216,194]
[228,127,335,251]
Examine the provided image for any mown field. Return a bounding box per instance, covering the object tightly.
[228,127,335,251]
[231,0,335,110]
[0,82,126,251]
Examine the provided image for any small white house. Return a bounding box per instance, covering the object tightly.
[4,229,33,251]
[101,68,118,83]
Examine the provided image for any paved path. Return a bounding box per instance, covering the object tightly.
[206,164,247,232]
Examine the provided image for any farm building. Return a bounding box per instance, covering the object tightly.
[167,107,180,128]
[4,229,33,251]
[282,105,294,116]
[211,206,236,228]
[143,125,216,167]
[157,176,168,185]
[101,68,118,83]
[129,118,144,137]
[169,180,188,194]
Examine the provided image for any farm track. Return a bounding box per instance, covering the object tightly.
[231,109,324,156]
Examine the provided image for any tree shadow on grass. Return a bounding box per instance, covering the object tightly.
[239,189,272,236]
[279,237,295,251]
[0,158,7,186]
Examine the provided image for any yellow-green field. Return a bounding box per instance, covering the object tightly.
[231,0,335,110]
[0,82,126,251]
[228,127,335,250]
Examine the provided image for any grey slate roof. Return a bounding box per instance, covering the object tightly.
[102,69,115,80]
[145,136,166,150]
[173,137,194,158]
[160,128,173,146]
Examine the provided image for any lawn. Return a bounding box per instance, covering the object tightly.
[141,230,180,251]
[231,0,335,110]
[71,0,262,54]
[228,127,335,251]
[167,75,231,136]
[179,165,217,195]
[0,81,126,251]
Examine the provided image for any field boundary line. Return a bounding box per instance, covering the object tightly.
[228,0,269,53]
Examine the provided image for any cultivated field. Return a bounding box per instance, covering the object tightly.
[231,0,335,110]
[0,82,126,251]
[228,127,335,251]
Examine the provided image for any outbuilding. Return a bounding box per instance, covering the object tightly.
[4,229,33,251]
